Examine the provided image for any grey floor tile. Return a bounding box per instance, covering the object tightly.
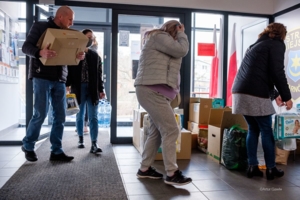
[202,190,247,200]
[122,173,141,184]
[119,165,141,174]
[238,186,300,200]
[115,153,141,160]
[185,170,219,180]
[0,177,10,188]
[193,179,233,191]
[125,181,165,195]
[0,154,16,161]
[0,147,22,155]
[0,168,19,177]
[113,145,138,153]
[161,183,200,194]
[0,161,8,168]
[164,192,208,200]
[128,194,171,200]
[3,160,26,168]
[117,158,142,166]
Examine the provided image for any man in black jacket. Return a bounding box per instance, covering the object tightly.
[21,6,85,162]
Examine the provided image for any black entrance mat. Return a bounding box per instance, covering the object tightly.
[0,131,127,200]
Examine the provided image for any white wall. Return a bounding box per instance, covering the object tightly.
[273,0,300,13]
[67,0,275,14]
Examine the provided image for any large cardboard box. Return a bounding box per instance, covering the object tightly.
[188,121,208,149]
[155,129,192,160]
[207,108,247,163]
[189,98,212,125]
[132,109,147,153]
[39,28,88,66]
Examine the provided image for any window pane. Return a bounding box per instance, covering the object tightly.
[191,13,223,98]
[194,13,223,29]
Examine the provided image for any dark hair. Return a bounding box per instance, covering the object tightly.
[82,28,93,35]
[258,23,287,40]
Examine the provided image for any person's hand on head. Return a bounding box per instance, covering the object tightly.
[39,43,57,59]
[176,24,185,33]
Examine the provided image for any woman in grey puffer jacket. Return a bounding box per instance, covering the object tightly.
[134,20,192,186]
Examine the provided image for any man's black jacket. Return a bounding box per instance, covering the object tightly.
[22,17,68,82]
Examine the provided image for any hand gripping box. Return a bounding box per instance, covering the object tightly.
[38,28,88,66]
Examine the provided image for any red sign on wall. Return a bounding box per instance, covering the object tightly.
[198,43,215,56]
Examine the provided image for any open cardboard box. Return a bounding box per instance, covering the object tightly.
[207,108,247,163]
[132,109,147,154]
[189,98,212,125]
[154,129,192,160]
[188,121,208,149]
[38,28,88,66]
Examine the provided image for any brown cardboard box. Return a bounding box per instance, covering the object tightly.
[187,121,198,149]
[207,108,247,163]
[132,109,147,153]
[189,98,212,125]
[39,28,88,66]
[188,121,208,149]
[155,129,192,160]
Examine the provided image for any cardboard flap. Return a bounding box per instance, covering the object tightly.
[208,109,223,127]
[221,111,247,129]
[208,108,232,127]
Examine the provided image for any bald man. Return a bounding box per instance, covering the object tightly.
[21,6,84,162]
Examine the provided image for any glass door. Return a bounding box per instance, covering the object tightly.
[36,6,112,128]
[111,10,184,143]
[0,1,28,143]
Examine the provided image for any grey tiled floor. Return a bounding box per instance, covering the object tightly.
[114,146,300,200]
[1,128,300,200]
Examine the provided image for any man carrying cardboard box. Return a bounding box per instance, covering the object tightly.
[21,6,85,162]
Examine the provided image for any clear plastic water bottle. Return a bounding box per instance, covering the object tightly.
[103,101,111,127]
[98,100,105,128]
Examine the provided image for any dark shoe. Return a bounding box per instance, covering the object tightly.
[78,136,85,148]
[266,167,284,180]
[90,141,102,154]
[137,166,163,179]
[50,152,74,161]
[247,165,263,178]
[164,170,192,186]
[21,146,38,162]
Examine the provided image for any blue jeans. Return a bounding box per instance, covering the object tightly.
[76,83,98,142]
[244,115,275,168]
[23,78,66,154]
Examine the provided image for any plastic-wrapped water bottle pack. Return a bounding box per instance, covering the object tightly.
[98,99,111,128]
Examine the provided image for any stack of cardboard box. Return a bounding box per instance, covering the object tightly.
[132,108,192,160]
[187,98,224,152]
[132,109,147,154]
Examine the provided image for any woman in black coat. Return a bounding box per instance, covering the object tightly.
[232,23,293,180]
[66,29,105,154]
